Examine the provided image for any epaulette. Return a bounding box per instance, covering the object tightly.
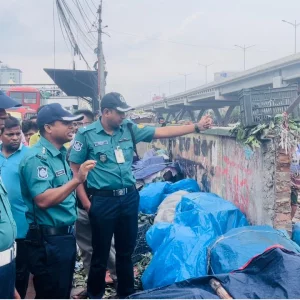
[79,123,95,134]
[35,147,48,161]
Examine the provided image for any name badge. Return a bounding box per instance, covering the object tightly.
[55,169,66,177]
[114,147,125,164]
[94,140,109,147]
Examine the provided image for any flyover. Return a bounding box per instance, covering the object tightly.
[136,53,300,125]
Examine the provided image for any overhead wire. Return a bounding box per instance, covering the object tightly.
[83,0,97,19]
[61,0,96,48]
[56,0,91,69]
[90,0,98,10]
[53,0,56,81]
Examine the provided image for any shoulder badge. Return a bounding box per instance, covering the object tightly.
[73,141,83,152]
[137,124,145,129]
[37,166,48,179]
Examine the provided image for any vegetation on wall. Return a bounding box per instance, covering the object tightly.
[230,113,300,153]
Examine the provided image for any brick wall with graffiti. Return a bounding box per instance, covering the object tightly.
[138,131,279,227]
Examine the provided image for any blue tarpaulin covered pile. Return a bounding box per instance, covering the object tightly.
[141,192,248,289]
[129,247,300,299]
[208,225,300,274]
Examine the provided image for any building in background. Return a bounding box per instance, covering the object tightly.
[214,71,239,82]
[0,64,22,84]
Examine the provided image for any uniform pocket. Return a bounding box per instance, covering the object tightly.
[120,141,133,162]
[94,145,113,164]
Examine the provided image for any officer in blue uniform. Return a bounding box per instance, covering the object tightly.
[0,91,21,299]
[19,103,96,299]
[69,92,212,299]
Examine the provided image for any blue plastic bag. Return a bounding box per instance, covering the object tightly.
[139,182,169,214]
[208,225,300,275]
[142,192,248,289]
[139,179,201,214]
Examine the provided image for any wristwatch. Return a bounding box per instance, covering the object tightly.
[194,123,200,133]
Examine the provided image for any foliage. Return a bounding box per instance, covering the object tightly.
[230,113,300,152]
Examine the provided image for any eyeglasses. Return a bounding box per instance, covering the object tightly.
[73,122,92,127]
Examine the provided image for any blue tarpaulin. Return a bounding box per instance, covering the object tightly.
[208,225,300,275]
[141,192,248,289]
[129,247,300,299]
[139,179,200,214]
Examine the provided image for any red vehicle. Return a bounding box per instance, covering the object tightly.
[6,107,37,121]
[6,86,45,111]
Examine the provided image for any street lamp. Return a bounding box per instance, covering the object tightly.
[234,44,255,70]
[198,62,213,84]
[179,73,192,91]
[282,20,300,53]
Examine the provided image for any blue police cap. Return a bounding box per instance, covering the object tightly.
[37,103,84,127]
[0,90,22,109]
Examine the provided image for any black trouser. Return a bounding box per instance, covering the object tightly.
[87,189,140,299]
[26,233,76,299]
[0,259,15,299]
[15,239,30,298]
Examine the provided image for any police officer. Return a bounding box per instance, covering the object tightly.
[0,91,22,299]
[69,92,212,299]
[19,103,96,299]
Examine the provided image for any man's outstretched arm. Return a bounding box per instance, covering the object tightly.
[153,115,212,139]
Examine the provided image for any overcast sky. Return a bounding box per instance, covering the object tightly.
[1,0,300,106]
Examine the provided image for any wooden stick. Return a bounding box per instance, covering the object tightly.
[209,278,233,299]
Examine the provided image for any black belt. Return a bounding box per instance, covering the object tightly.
[40,225,74,236]
[88,185,135,197]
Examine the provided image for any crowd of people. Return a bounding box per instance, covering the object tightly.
[0,90,213,299]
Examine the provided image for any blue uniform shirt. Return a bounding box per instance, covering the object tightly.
[0,144,29,239]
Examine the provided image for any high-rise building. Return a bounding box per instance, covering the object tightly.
[0,64,22,84]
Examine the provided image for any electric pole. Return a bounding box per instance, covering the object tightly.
[96,0,103,111]
[179,73,192,91]
[198,62,213,84]
[282,20,300,53]
[234,44,255,70]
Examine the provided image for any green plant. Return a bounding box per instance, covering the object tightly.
[230,113,300,152]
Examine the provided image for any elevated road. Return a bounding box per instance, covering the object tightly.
[137,53,300,124]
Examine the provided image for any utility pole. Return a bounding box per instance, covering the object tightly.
[198,62,213,84]
[234,44,255,70]
[96,0,103,111]
[179,73,192,91]
[282,20,300,53]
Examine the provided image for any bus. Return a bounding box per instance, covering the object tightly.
[6,86,46,111]
[6,107,37,121]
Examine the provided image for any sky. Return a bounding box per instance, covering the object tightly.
[1,0,300,107]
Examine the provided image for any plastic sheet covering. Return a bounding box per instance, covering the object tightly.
[208,225,300,275]
[139,182,169,214]
[164,179,200,195]
[292,222,300,246]
[139,179,200,214]
[175,193,249,233]
[129,247,300,299]
[154,191,189,224]
[141,192,248,289]
[142,223,215,290]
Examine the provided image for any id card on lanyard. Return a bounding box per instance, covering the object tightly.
[115,146,125,164]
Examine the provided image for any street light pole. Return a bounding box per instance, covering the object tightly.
[198,62,213,84]
[234,44,255,70]
[282,20,300,53]
[179,73,192,91]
